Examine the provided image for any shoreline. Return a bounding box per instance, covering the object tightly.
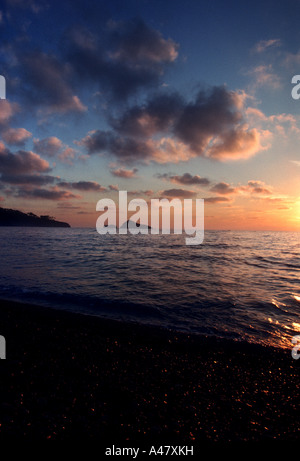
[0,298,299,443]
[0,294,292,351]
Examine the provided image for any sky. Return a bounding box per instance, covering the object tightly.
[1,0,300,229]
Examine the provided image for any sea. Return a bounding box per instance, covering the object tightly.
[0,227,299,349]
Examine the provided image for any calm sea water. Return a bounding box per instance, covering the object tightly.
[0,227,299,349]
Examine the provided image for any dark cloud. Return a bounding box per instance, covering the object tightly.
[128,189,153,197]
[57,180,107,192]
[247,180,272,195]
[16,187,80,200]
[76,130,113,154]
[78,86,263,163]
[158,172,210,186]
[0,146,50,175]
[0,173,56,185]
[174,87,243,154]
[67,47,158,102]
[65,19,178,101]
[204,196,231,203]
[110,93,183,137]
[210,182,237,195]
[161,188,197,198]
[109,19,178,65]
[78,130,155,162]
[19,51,86,114]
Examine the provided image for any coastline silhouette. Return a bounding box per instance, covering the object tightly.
[0,207,70,228]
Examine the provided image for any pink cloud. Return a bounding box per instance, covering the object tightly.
[1,128,32,146]
[59,147,76,164]
[253,39,281,53]
[0,100,19,125]
[33,137,63,156]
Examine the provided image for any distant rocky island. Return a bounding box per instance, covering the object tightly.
[121,220,152,231]
[0,207,70,228]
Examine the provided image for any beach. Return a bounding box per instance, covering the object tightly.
[0,298,299,445]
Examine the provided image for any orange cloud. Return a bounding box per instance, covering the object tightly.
[208,127,271,161]
[111,167,138,178]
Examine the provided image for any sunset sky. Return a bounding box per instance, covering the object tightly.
[1,0,300,229]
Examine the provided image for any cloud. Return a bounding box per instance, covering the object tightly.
[78,130,155,161]
[204,196,231,204]
[161,188,197,198]
[79,86,267,163]
[127,189,153,197]
[6,0,47,13]
[246,65,281,89]
[174,87,243,152]
[253,39,281,53]
[284,51,300,66]
[79,130,196,163]
[109,19,178,65]
[65,19,178,101]
[108,184,119,191]
[110,92,183,137]
[245,108,299,138]
[20,51,86,115]
[56,203,82,210]
[210,182,237,194]
[158,172,210,186]
[208,127,269,161]
[110,167,138,178]
[16,186,80,201]
[0,173,56,185]
[290,160,300,167]
[33,137,77,164]
[58,147,76,164]
[33,137,63,157]
[246,180,272,195]
[0,100,19,125]
[0,146,50,175]
[1,127,32,146]
[57,180,107,192]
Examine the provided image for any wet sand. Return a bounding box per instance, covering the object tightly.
[0,298,299,445]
